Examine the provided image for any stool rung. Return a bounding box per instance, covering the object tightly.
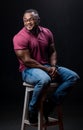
[44,117,59,126]
[24,120,30,125]
[24,120,38,126]
[24,117,59,126]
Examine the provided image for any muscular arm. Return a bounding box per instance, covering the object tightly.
[15,49,50,72]
[47,43,58,79]
[49,44,57,66]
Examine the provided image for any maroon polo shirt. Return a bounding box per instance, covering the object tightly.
[13,26,54,71]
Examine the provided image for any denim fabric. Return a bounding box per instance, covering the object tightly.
[22,65,80,111]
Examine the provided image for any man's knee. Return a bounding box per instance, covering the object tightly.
[70,72,80,83]
[39,75,51,86]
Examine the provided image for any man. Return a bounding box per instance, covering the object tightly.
[13,9,79,124]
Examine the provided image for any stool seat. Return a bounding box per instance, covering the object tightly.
[23,82,58,88]
[21,82,64,130]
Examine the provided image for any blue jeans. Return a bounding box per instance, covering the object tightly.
[22,65,80,111]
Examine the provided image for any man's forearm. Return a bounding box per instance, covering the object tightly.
[24,58,49,72]
[50,51,57,66]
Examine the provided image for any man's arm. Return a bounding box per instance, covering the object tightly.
[15,49,51,73]
[49,44,57,67]
[50,51,57,67]
[43,43,58,79]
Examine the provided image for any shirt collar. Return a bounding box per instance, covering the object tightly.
[24,26,43,34]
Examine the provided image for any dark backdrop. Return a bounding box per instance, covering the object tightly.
[0,0,82,106]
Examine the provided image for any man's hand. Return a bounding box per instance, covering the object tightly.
[47,67,58,80]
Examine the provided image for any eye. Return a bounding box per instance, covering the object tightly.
[23,17,34,22]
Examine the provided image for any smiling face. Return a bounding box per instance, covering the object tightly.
[23,12,38,31]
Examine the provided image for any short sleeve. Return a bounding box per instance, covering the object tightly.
[13,34,29,50]
[46,28,55,45]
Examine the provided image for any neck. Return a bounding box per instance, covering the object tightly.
[30,25,39,36]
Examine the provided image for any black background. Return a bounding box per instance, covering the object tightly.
[0,0,83,130]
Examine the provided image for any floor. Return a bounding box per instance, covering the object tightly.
[0,96,83,130]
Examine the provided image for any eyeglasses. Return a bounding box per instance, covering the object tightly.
[23,17,35,23]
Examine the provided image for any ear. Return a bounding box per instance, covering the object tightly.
[38,17,40,24]
[35,17,40,25]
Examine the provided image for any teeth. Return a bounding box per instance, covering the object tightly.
[28,25,31,27]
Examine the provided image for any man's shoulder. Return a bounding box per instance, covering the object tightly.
[39,26,51,31]
[13,27,29,49]
[13,27,29,41]
[39,26,53,36]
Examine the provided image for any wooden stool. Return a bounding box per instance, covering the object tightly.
[21,82,64,130]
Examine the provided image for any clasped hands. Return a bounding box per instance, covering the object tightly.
[47,66,58,80]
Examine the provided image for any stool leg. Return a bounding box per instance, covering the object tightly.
[44,127,47,130]
[38,101,44,130]
[57,105,64,130]
[21,88,30,130]
[43,125,47,130]
[38,98,48,130]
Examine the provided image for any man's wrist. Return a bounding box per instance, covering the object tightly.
[51,64,58,70]
[51,64,56,67]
